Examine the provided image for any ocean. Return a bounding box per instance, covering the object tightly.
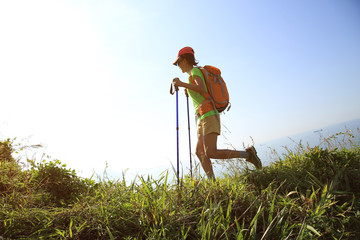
[252,118,360,166]
[211,118,360,178]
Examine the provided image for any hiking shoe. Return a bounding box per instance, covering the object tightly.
[245,146,262,169]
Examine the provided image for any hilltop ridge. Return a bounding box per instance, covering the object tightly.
[1,131,359,239]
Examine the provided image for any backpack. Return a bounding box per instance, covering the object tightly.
[195,65,230,113]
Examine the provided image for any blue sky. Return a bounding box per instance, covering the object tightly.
[1,0,359,180]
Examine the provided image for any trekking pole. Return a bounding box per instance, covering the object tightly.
[185,90,193,178]
[170,83,180,185]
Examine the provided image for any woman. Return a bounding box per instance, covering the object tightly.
[172,46,262,180]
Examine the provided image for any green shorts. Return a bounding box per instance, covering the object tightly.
[197,115,221,136]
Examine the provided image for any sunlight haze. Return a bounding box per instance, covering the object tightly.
[1,0,359,180]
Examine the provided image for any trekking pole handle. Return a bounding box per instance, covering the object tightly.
[170,79,180,95]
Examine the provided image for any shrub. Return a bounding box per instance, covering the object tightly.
[0,139,23,195]
[28,159,89,206]
[0,138,14,163]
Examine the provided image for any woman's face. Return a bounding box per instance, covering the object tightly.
[177,58,191,73]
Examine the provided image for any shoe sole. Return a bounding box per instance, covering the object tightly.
[246,146,262,169]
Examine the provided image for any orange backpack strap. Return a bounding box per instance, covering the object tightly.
[189,67,200,85]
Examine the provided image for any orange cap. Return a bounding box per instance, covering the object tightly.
[173,47,194,65]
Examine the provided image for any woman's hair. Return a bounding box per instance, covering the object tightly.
[180,53,199,66]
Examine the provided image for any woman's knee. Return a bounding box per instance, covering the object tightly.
[196,147,205,160]
[196,136,205,160]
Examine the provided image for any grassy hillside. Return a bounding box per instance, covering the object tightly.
[1,131,359,239]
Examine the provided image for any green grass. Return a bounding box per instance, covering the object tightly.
[0,130,359,239]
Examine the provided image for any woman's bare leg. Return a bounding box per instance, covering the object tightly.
[196,132,215,180]
[203,133,249,159]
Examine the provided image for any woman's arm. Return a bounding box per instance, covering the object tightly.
[173,76,207,95]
